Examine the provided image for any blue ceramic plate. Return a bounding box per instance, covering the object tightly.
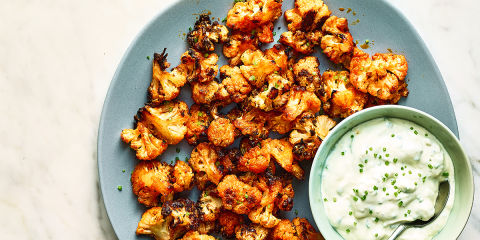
[98,0,458,239]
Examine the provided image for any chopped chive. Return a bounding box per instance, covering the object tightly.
[385,161,390,166]
[374,217,379,222]
[117,185,123,191]
[428,164,433,169]
[349,211,353,215]
[353,196,358,201]
[373,185,378,191]
[442,172,449,177]
[398,201,403,207]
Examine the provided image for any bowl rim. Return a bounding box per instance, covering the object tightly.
[308,105,474,240]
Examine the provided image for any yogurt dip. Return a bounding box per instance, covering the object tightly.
[321,118,454,240]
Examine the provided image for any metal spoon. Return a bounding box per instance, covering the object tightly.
[387,180,450,240]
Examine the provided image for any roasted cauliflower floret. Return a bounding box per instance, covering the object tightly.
[239,145,271,174]
[267,111,293,134]
[233,107,271,138]
[275,178,295,211]
[217,175,262,214]
[235,224,270,240]
[271,218,323,240]
[282,87,321,121]
[320,70,368,118]
[219,65,252,103]
[262,138,304,180]
[121,121,168,160]
[172,160,194,193]
[197,189,223,222]
[131,161,174,207]
[279,30,322,55]
[180,49,219,83]
[207,117,236,147]
[240,49,279,88]
[289,113,336,161]
[187,14,229,52]
[185,104,212,145]
[137,101,189,145]
[321,16,355,67]
[284,0,331,32]
[264,44,290,72]
[189,143,224,185]
[226,0,283,43]
[162,198,201,238]
[191,80,221,105]
[223,32,260,66]
[148,49,188,106]
[293,56,322,94]
[248,73,293,111]
[218,210,245,237]
[350,50,409,103]
[136,207,171,240]
[180,231,216,240]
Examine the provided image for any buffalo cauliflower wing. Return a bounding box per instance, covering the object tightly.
[240,49,279,88]
[180,49,219,83]
[279,30,322,55]
[218,210,245,237]
[264,44,290,73]
[284,0,331,32]
[180,231,216,240]
[131,161,174,207]
[191,80,221,105]
[248,73,293,111]
[137,101,189,145]
[148,49,188,106]
[217,175,262,215]
[207,117,237,147]
[189,143,224,185]
[289,113,336,161]
[238,145,271,174]
[262,138,304,180]
[320,70,368,118]
[282,87,321,121]
[161,198,201,239]
[226,0,283,43]
[235,224,270,240]
[271,218,323,240]
[293,56,322,94]
[219,65,252,103]
[172,160,194,193]
[187,14,229,52]
[185,104,212,145]
[233,107,271,138]
[223,32,260,66]
[350,50,409,103]
[136,207,172,240]
[121,121,168,160]
[197,189,223,222]
[320,16,355,67]
[266,111,293,134]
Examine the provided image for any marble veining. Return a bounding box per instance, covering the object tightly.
[0,0,478,239]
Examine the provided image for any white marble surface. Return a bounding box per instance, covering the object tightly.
[0,0,478,239]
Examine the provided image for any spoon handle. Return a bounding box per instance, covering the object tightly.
[387,224,408,240]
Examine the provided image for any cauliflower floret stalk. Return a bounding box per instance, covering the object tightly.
[320,16,355,68]
[197,188,223,222]
[282,86,321,121]
[189,143,224,187]
[180,231,216,240]
[240,49,280,88]
[293,56,322,95]
[180,49,219,83]
[137,101,189,145]
[185,104,212,145]
[131,161,174,207]
[319,70,368,118]
[148,49,188,106]
[226,0,283,43]
[137,198,200,240]
[121,121,168,160]
[248,73,293,112]
[235,223,270,240]
[289,112,336,161]
[217,175,262,215]
[219,65,252,103]
[187,14,229,52]
[218,210,245,237]
[223,31,261,66]
[271,218,324,240]
[349,48,409,103]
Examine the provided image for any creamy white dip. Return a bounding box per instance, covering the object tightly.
[321,118,454,240]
